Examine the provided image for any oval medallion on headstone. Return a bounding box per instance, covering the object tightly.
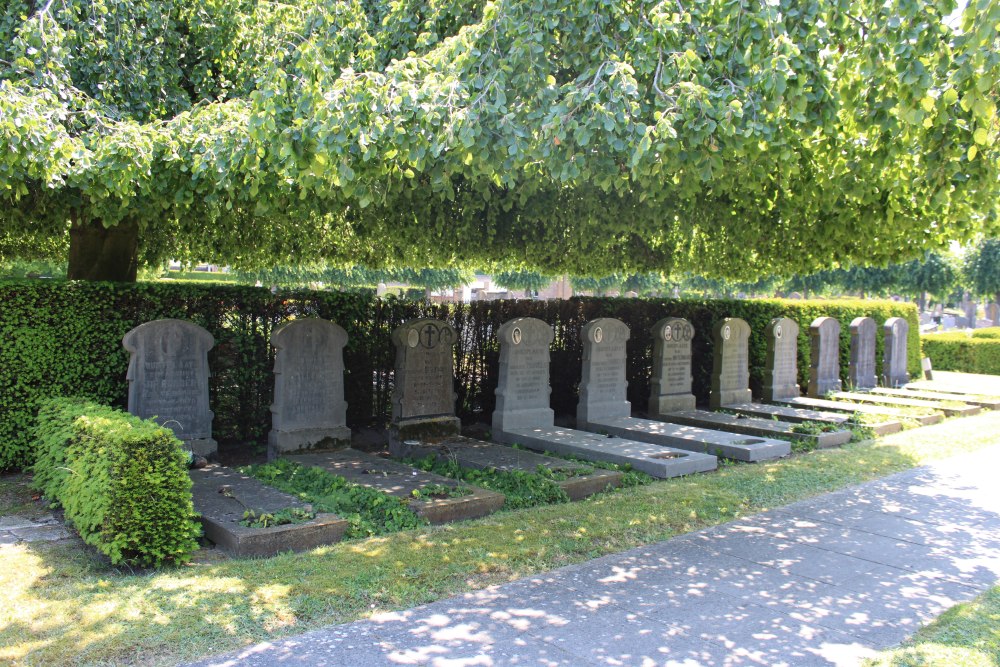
[723,325,732,341]
[512,327,522,345]
[775,325,783,339]
[663,325,673,341]
[594,327,604,343]
[407,329,419,348]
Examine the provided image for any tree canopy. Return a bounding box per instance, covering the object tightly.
[1,0,998,280]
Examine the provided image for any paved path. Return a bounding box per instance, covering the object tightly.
[0,513,70,545]
[195,444,1000,667]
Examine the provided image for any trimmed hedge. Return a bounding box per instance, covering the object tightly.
[30,398,200,567]
[923,332,1000,375]
[0,281,920,469]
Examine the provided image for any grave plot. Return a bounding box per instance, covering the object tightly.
[190,465,348,558]
[773,396,944,426]
[824,390,981,417]
[394,437,624,501]
[286,451,505,524]
[492,317,717,478]
[663,411,851,449]
[386,318,622,501]
[864,387,1000,410]
[902,381,1000,401]
[720,403,902,436]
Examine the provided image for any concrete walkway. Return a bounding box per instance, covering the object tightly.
[195,444,1000,667]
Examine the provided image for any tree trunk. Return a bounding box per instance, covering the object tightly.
[918,291,927,312]
[67,218,138,282]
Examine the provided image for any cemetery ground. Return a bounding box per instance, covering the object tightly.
[0,404,998,666]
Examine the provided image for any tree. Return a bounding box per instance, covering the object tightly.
[964,238,1000,307]
[2,0,998,281]
[493,270,554,295]
[895,251,958,311]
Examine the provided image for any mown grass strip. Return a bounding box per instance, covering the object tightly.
[1,412,999,666]
[864,584,1000,667]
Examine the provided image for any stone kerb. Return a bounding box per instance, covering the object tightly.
[390,318,461,440]
[577,318,632,427]
[123,318,217,456]
[268,318,351,457]
[882,317,910,388]
[762,317,800,402]
[709,317,753,409]
[849,316,878,390]
[648,317,697,415]
[492,317,555,434]
[807,316,842,398]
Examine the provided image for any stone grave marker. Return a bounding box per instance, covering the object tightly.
[648,317,697,414]
[269,318,350,456]
[577,318,631,425]
[882,317,910,387]
[391,318,460,439]
[807,317,842,397]
[762,317,800,402]
[987,302,1000,326]
[709,318,752,409]
[492,317,555,434]
[849,316,878,390]
[123,319,217,456]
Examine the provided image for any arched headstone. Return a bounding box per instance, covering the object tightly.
[491,317,555,433]
[648,317,696,415]
[123,319,217,456]
[882,317,910,388]
[848,317,878,390]
[807,317,842,397]
[269,318,350,456]
[762,317,800,402]
[710,318,752,409]
[391,318,460,438]
[577,318,631,425]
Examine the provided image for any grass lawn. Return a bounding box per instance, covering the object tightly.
[866,584,1000,667]
[2,410,999,666]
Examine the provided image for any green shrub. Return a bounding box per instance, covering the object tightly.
[30,398,200,568]
[405,455,572,509]
[923,333,1000,375]
[0,280,921,470]
[972,327,1000,340]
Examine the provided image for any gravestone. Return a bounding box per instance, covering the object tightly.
[788,292,803,300]
[709,318,752,409]
[269,318,350,456]
[807,317,842,397]
[492,317,555,433]
[577,318,631,425]
[848,317,878,390]
[965,300,978,330]
[986,302,1000,326]
[648,317,697,415]
[761,317,800,402]
[391,318,460,439]
[882,317,910,388]
[123,319,217,456]
[942,314,957,329]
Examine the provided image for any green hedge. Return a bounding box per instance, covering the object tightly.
[0,281,920,470]
[30,398,200,567]
[923,332,1000,375]
[972,327,1000,340]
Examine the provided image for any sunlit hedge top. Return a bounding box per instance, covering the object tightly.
[1,0,997,276]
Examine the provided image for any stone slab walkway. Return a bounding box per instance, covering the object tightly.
[193,444,1000,667]
[0,513,70,545]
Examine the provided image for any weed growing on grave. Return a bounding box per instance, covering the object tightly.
[540,452,655,488]
[409,483,471,500]
[403,455,570,509]
[241,459,424,538]
[240,507,316,529]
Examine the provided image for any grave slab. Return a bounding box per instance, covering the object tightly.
[577,317,782,461]
[393,436,623,501]
[775,397,944,425]
[288,450,505,524]
[190,465,348,557]
[723,402,903,436]
[492,317,717,478]
[497,426,717,478]
[903,380,1000,398]
[585,415,790,461]
[664,410,852,449]
[828,391,980,417]
[868,387,1000,410]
